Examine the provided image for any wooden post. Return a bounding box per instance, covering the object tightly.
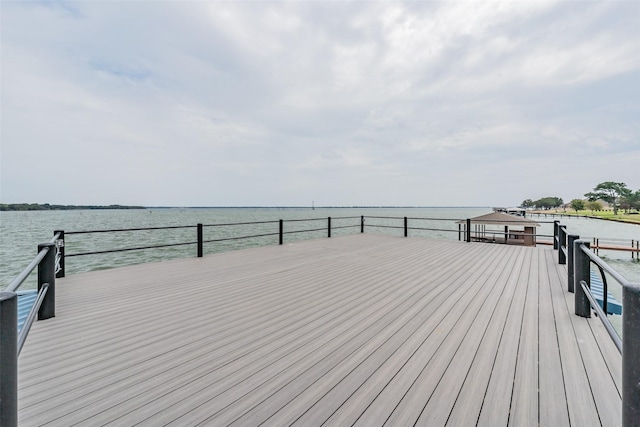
[328,217,331,238]
[279,220,283,245]
[404,217,408,237]
[197,224,203,257]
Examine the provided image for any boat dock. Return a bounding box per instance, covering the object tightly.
[17,234,621,426]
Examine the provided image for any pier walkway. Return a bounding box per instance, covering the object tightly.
[18,234,621,426]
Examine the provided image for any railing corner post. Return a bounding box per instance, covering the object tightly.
[197,223,203,257]
[567,234,579,292]
[0,291,18,427]
[279,219,284,245]
[361,216,364,233]
[54,230,65,278]
[574,239,591,318]
[622,282,640,426]
[404,217,408,237]
[466,218,471,242]
[37,242,56,320]
[328,217,331,238]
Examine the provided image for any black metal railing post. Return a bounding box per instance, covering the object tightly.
[553,220,559,249]
[279,220,284,245]
[623,281,640,426]
[197,224,203,257]
[404,217,408,237]
[558,225,567,265]
[567,234,579,292]
[574,239,591,318]
[0,291,18,427]
[54,230,65,278]
[466,219,471,242]
[328,217,331,238]
[361,216,364,233]
[37,242,56,320]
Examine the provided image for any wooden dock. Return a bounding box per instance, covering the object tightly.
[18,234,621,426]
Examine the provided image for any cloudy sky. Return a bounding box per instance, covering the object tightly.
[1,1,638,207]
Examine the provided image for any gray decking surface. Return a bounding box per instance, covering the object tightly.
[18,234,621,426]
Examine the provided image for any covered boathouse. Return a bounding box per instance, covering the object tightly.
[459,211,540,246]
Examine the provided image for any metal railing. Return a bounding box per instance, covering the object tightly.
[55,217,363,277]
[1,233,61,426]
[554,224,640,426]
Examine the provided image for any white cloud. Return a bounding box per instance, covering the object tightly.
[1,0,638,207]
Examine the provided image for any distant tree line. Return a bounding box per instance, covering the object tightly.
[521,181,640,215]
[0,203,145,211]
[583,181,640,215]
[520,197,564,210]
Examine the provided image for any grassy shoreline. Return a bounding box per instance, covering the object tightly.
[531,209,640,225]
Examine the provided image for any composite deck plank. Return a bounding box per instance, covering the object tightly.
[442,247,525,426]
[549,251,622,427]
[22,237,427,424]
[16,234,622,426]
[413,246,520,426]
[281,244,502,427]
[546,249,604,426]
[508,248,539,426]
[475,247,532,427]
[538,247,571,426]
[256,243,492,427]
[376,245,514,426]
[174,241,486,426]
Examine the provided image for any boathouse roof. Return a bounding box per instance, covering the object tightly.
[457,211,540,227]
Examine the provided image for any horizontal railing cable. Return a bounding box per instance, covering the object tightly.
[580,244,631,287]
[5,247,50,293]
[203,232,279,244]
[66,241,197,257]
[580,280,622,353]
[17,284,49,355]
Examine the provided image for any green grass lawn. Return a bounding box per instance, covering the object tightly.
[554,209,640,224]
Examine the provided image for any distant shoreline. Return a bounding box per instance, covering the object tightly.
[0,203,145,211]
[1,204,491,211]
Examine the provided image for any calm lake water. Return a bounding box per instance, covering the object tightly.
[2,207,639,292]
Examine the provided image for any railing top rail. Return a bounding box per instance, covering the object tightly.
[66,225,197,235]
[203,220,279,227]
[406,217,464,221]
[4,243,55,293]
[578,242,634,287]
[285,217,327,223]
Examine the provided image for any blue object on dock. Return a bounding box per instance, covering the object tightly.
[589,271,622,315]
[17,290,38,332]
